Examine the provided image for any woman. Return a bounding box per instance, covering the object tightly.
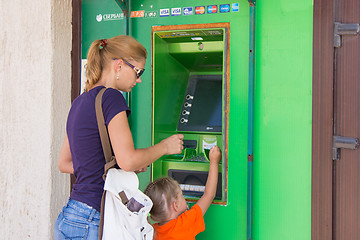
[54,35,183,239]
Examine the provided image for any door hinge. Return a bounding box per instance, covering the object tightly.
[332,135,359,160]
[334,22,360,47]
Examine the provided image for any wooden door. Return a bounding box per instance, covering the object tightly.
[313,0,360,239]
[333,1,360,239]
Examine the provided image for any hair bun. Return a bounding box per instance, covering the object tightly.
[100,39,108,48]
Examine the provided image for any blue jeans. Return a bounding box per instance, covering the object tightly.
[54,198,100,240]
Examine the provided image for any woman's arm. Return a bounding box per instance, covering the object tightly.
[108,111,184,172]
[58,135,74,174]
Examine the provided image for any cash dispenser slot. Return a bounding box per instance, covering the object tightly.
[168,169,222,200]
[183,139,197,149]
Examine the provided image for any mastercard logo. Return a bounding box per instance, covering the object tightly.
[195,6,205,14]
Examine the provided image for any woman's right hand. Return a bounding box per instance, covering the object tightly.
[161,134,184,155]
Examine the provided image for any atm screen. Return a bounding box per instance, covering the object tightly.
[177,75,222,133]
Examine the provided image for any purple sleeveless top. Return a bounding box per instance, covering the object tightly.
[67,86,130,212]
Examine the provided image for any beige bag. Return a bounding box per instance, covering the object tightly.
[95,88,153,240]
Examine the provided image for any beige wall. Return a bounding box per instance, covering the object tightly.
[0,0,72,239]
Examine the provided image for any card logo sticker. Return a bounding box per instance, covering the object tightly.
[145,11,157,18]
[232,3,239,12]
[195,6,205,15]
[130,11,145,18]
[183,7,193,15]
[207,5,218,14]
[160,8,170,17]
[171,8,181,16]
[220,4,230,13]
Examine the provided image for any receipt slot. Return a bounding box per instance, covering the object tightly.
[151,23,229,204]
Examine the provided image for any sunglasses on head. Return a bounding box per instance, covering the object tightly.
[112,58,145,78]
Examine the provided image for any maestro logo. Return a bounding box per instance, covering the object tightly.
[207,5,218,14]
[195,6,205,15]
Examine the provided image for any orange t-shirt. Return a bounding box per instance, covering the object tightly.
[153,204,205,240]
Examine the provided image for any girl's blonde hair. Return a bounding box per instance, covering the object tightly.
[85,35,147,91]
[144,177,181,222]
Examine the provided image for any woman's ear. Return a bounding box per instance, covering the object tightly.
[113,59,123,72]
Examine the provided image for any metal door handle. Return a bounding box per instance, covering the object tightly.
[332,135,359,160]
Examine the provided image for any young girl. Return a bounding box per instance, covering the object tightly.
[144,146,222,240]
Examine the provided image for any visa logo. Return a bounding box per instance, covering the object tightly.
[195,6,205,15]
[183,7,193,15]
[171,8,181,16]
[207,5,218,14]
[159,8,170,17]
[220,4,230,13]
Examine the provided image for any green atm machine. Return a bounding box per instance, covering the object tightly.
[151,24,230,204]
[82,0,254,239]
[82,0,314,239]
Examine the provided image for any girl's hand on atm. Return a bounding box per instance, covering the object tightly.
[209,146,221,164]
[161,134,184,155]
[197,145,221,215]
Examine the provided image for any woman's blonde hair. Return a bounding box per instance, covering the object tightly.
[144,177,181,222]
[85,35,147,91]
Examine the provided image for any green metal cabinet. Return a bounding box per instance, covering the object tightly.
[81,1,313,239]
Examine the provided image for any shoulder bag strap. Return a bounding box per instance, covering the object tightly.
[95,88,117,179]
[95,87,116,240]
[95,88,130,240]
[95,88,112,163]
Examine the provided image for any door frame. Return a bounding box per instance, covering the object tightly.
[70,0,82,189]
[72,0,82,102]
[312,0,334,239]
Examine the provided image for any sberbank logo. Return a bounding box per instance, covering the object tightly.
[96,14,102,22]
[96,13,124,22]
